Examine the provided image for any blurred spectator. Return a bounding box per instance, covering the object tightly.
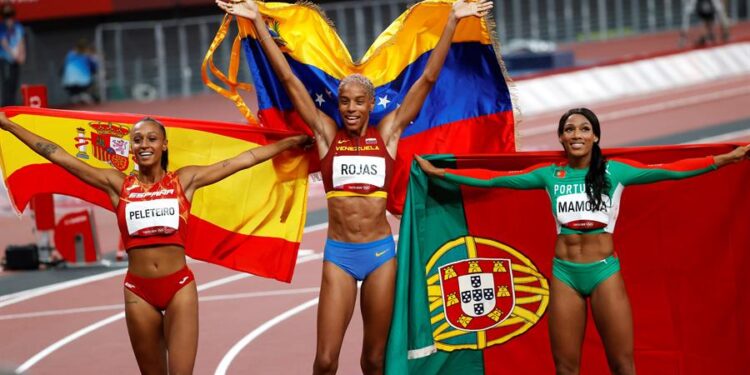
[0,4,24,106]
[680,0,731,47]
[61,38,99,105]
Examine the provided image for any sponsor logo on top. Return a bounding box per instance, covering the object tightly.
[128,189,175,199]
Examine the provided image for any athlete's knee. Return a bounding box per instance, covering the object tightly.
[607,353,635,375]
[552,354,580,375]
[313,354,339,375]
[132,348,167,375]
[360,350,385,375]
[168,363,195,375]
[168,353,196,375]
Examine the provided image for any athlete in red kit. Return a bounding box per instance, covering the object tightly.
[0,113,309,374]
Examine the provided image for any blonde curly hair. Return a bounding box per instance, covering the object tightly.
[338,74,375,99]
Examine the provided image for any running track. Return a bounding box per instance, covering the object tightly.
[2,44,750,375]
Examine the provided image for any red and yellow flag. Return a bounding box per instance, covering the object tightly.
[206,0,517,214]
[0,107,309,282]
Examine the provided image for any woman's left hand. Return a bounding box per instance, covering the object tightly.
[714,144,750,167]
[453,0,494,19]
[728,145,750,162]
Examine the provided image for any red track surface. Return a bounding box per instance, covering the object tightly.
[2,28,750,374]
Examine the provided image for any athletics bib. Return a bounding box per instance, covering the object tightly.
[125,199,180,236]
[332,155,386,190]
[555,193,610,230]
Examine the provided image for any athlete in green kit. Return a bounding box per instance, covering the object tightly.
[416,107,750,375]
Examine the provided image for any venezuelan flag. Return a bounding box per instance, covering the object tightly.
[209,0,516,213]
[0,107,309,282]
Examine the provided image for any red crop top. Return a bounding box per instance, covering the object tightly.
[116,172,190,251]
[320,127,393,199]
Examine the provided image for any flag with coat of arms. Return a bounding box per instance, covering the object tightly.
[386,145,750,374]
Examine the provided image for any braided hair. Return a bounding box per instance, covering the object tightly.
[557,108,609,210]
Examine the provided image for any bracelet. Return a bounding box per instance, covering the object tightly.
[258,34,273,43]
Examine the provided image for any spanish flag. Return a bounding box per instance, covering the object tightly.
[208,0,516,214]
[0,107,309,282]
[386,145,750,374]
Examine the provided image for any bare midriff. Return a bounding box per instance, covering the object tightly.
[126,245,187,278]
[327,196,392,243]
[554,233,614,263]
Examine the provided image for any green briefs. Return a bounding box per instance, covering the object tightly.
[552,256,620,296]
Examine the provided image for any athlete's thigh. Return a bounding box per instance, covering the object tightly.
[316,261,359,353]
[360,258,396,353]
[124,288,167,375]
[164,281,199,374]
[548,276,588,363]
[589,272,634,359]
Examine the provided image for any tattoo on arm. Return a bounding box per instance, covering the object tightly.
[35,142,59,157]
[222,160,230,168]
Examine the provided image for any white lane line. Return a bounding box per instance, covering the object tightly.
[0,223,329,307]
[304,222,329,233]
[0,287,321,321]
[215,297,320,375]
[0,257,205,306]
[14,252,324,374]
[214,269,376,374]
[0,269,128,308]
[519,85,750,138]
[681,128,750,144]
[197,273,250,291]
[200,286,320,303]
[1,304,122,321]
[15,313,125,374]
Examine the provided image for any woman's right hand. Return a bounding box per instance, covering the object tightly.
[453,0,494,20]
[216,0,259,21]
[415,155,446,178]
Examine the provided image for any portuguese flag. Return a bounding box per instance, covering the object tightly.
[386,145,750,374]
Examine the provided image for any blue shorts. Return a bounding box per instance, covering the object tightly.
[323,236,396,281]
